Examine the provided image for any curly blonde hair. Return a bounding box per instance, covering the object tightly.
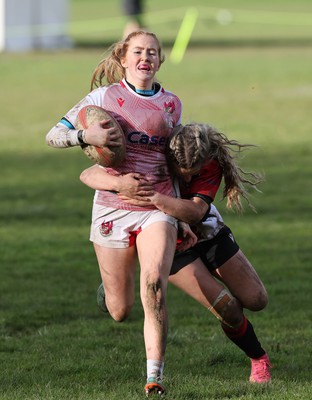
[90,31,165,90]
[167,123,263,213]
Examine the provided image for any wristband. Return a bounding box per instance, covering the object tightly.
[77,130,86,144]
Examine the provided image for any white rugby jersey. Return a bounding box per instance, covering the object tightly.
[64,79,183,211]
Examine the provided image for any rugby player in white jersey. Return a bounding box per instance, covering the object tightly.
[46,31,185,396]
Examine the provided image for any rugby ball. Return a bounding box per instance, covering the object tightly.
[76,105,126,167]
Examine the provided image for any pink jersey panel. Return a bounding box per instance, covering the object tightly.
[65,80,182,211]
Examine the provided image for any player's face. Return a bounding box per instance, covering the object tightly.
[121,34,160,90]
[175,165,202,183]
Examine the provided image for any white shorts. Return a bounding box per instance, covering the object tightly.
[90,205,178,248]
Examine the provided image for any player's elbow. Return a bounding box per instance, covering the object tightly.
[45,130,55,147]
[80,169,92,187]
[185,200,209,225]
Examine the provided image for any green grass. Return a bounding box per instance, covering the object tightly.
[1,1,312,399]
[70,0,312,46]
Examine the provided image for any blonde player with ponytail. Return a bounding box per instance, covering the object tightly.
[46,31,185,396]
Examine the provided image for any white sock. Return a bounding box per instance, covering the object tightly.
[147,359,164,381]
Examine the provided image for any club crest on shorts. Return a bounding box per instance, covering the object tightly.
[100,220,113,236]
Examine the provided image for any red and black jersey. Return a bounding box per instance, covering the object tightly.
[180,159,222,202]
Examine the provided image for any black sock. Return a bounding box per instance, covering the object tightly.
[222,315,266,359]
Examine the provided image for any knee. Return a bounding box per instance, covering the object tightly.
[209,289,243,328]
[108,303,133,322]
[221,298,244,328]
[245,287,269,311]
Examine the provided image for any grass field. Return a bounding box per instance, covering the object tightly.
[1,0,312,399]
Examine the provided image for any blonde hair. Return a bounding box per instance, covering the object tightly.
[90,31,165,90]
[167,123,263,213]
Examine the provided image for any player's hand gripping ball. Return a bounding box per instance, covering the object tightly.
[76,105,126,167]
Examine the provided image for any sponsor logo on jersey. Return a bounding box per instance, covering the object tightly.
[128,131,169,146]
[100,220,113,236]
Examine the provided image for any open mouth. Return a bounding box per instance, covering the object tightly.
[138,64,151,71]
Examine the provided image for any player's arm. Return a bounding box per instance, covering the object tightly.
[45,92,119,148]
[80,165,120,191]
[46,97,92,148]
[46,118,119,149]
[147,192,210,225]
[80,165,154,199]
[45,121,83,148]
[119,161,222,223]
[118,188,210,224]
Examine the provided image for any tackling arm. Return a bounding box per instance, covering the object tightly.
[148,192,209,225]
[80,164,154,199]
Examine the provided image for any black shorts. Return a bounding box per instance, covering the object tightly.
[170,226,239,275]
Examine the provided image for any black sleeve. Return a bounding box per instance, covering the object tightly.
[190,193,212,222]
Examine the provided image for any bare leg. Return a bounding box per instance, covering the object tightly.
[169,260,266,361]
[94,243,137,321]
[169,258,243,327]
[169,258,226,306]
[213,250,268,311]
[136,221,177,362]
[169,254,270,381]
